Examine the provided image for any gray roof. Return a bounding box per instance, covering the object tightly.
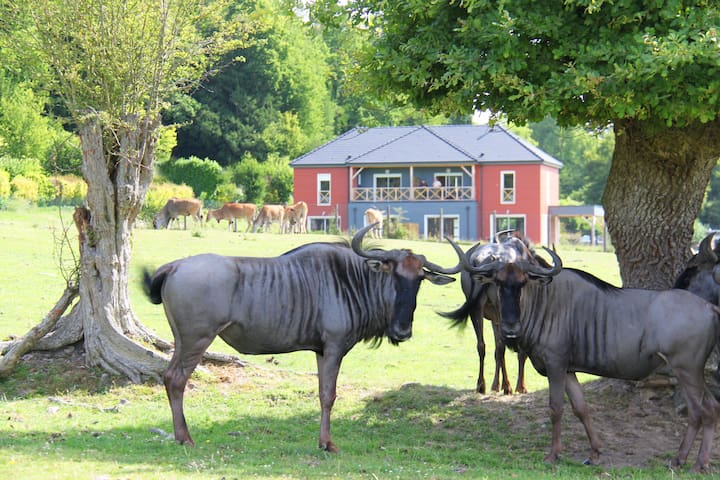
[290,124,563,168]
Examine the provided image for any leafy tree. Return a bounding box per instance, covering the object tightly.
[0,0,252,380]
[263,153,294,204]
[308,0,456,132]
[231,153,266,204]
[169,0,335,166]
[344,0,720,288]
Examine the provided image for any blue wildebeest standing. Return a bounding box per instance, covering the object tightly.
[441,235,530,394]
[446,236,720,472]
[143,223,459,451]
[153,198,203,230]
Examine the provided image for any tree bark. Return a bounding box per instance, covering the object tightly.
[76,114,168,383]
[603,119,720,289]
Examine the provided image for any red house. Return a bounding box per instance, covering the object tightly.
[290,124,562,243]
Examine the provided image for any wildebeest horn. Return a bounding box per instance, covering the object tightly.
[446,236,504,277]
[519,247,563,277]
[698,233,718,263]
[417,235,464,274]
[350,222,393,261]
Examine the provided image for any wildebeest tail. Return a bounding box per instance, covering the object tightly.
[438,279,485,328]
[142,266,168,305]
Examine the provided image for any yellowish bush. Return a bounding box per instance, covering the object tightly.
[10,175,39,202]
[0,170,10,198]
[50,175,87,205]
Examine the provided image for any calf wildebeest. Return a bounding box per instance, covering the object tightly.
[153,198,203,230]
[143,222,459,451]
[364,208,384,239]
[205,202,257,233]
[446,236,720,472]
[440,236,529,394]
[282,201,308,234]
[252,204,285,233]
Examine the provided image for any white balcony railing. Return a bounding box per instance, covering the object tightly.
[351,186,473,202]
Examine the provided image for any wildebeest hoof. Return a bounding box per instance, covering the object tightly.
[582,458,598,466]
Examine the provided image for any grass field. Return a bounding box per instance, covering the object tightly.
[2,205,700,479]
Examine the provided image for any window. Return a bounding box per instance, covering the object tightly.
[308,216,341,233]
[317,173,331,205]
[374,173,401,201]
[424,214,460,240]
[434,173,463,199]
[493,214,525,238]
[501,171,515,204]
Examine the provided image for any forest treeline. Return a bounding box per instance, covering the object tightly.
[0,0,718,227]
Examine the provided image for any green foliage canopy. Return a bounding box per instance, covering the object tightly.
[352,1,720,129]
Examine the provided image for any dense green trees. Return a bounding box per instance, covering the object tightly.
[168,0,335,166]
[343,0,720,288]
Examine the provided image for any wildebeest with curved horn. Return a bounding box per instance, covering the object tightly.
[440,234,530,394]
[674,232,720,304]
[143,222,459,451]
[446,235,720,472]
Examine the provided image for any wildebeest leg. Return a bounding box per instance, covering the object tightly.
[469,310,487,393]
[163,340,213,447]
[515,351,528,394]
[316,350,343,452]
[544,369,567,463]
[490,321,512,394]
[565,372,601,465]
[672,368,717,472]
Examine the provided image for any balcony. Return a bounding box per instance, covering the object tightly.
[351,186,473,202]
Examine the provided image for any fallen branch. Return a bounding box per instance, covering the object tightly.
[0,283,79,378]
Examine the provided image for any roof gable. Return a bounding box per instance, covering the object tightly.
[291,124,562,168]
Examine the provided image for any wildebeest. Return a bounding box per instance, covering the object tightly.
[447,236,720,472]
[440,236,529,394]
[206,202,257,233]
[674,232,720,304]
[153,198,203,230]
[252,204,285,233]
[282,201,308,234]
[143,222,459,451]
[364,208,384,239]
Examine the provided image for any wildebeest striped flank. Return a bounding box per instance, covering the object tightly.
[143,223,459,451]
[447,236,720,472]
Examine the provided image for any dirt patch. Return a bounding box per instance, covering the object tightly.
[464,376,719,471]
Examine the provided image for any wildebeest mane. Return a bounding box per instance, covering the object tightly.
[281,239,350,256]
[564,267,620,293]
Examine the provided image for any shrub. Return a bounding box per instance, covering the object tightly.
[231,154,266,204]
[0,155,43,178]
[158,156,224,199]
[0,169,10,198]
[49,175,87,206]
[10,175,39,202]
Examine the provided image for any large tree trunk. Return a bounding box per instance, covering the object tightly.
[76,114,168,382]
[603,119,720,289]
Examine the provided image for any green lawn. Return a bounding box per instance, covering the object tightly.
[2,205,697,479]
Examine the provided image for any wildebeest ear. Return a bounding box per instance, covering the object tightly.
[365,259,392,273]
[423,271,456,285]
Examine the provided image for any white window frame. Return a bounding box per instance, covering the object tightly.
[423,214,460,240]
[308,215,341,233]
[500,170,515,204]
[317,173,331,206]
[491,213,526,239]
